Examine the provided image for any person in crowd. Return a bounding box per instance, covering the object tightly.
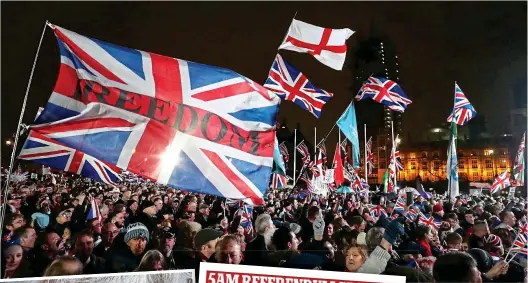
[105,222,149,272]
[43,256,84,277]
[268,226,300,266]
[462,210,476,238]
[3,213,25,243]
[2,244,32,278]
[468,221,490,250]
[498,210,517,228]
[33,230,66,276]
[433,252,483,282]
[196,204,211,228]
[93,222,119,257]
[445,231,464,251]
[179,228,223,281]
[344,244,368,272]
[244,213,275,266]
[215,235,242,265]
[156,227,177,269]
[72,230,105,274]
[134,250,165,271]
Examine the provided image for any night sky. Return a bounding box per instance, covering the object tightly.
[2,2,526,160]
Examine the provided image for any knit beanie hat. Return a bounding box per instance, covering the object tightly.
[124,222,150,244]
[433,204,444,213]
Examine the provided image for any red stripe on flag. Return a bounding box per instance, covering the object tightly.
[67,150,85,174]
[126,120,176,180]
[54,64,78,97]
[149,53,183,104]
[192,81,255,101]
[202,149,264,206]
[54,29,126,84]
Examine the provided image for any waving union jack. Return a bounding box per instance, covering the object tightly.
[296,141,311,165]
[418,214,441,230]
[19,131,122,185]
[264,54,333,118]
[279,142,289,163]
[447,83,476,126]
[299,171,313,192]
[367,204,387,218]
[355,77,412,113]
[490,171,511,195]
[234,203,254,236]
[518,222,528,237]
[394,196,407,214]
[405,209,418,222]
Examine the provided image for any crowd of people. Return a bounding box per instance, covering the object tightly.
[1,173,527,283]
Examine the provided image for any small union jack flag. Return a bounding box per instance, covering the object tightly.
[418,214,441,230]
[300,171,313,192]
[447,83,476,126]
[355,77,412,113]
[271,173,287,189]
[394,196,406,213]
[264,54,333,118]
[279,142,289,163]
[512,234,527,251]
[367,204,387,218]
[518,222,528,236]
[234,203,254,237]
[405,209,418,222]
[490,171,511,194]
[296,141,311,165]
[394,151,404,171]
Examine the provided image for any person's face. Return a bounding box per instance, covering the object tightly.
[425,228,434,241]
[45,232,63,254]
[130,202,138,211]
[112,192,119,199]
[285,204,292,212]
[128,237,147,256]
[102,224,119,244]
[470,266,483,283]
[154,200,163,211]
[359,221,366,232]
[504,212,516,226]
[5,245,23,271]
[91,220,102,234]
[345,247,365,272]
[288,232,299,250]
[311,200,318,206]
[21,228,37,249]
[201,207,210,216]
[114,212,126,227]
[219,241,242,264]
[162,237,175,251]
[10,217,25,231]
[75,235,94,258]
[202,239,218,258]
[448,217,459,227]
[326,224,334,237]
[465,214,475,225]
[475,207,484,216]
[447,241,462,251]
[237,226,245,236]
[220,217,229,229]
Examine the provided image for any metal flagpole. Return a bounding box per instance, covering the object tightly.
[1,20,49,267]
[364,124,368,180]
[314,127,317,161]
[391,121,397,188]
[293,129,297,184]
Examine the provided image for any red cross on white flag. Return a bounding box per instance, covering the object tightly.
[279,19,354,71]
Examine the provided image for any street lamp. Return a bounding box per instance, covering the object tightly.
[5,140,12,146]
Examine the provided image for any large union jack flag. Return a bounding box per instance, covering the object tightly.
[355,77,412,113]
[447,83,476,126]
[264,54,333,118]
[24,23,281,205]
[19,131,122,185]
[490,171,511,195]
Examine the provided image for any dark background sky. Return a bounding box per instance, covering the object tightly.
[2,2,526,160]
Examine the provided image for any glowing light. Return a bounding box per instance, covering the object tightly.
[160,140,184,169]
[395,137,402,144]
[5,140,12,146]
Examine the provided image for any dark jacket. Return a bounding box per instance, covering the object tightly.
[244,234,268,266]
[383,262,434,283]
[31,254,54,277]
[178,251,209,282]
[1,260,33,279]
[82,254,106,274]
[104,245,144,273]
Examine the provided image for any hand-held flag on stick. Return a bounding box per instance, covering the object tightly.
[87,198,102,222]
[366,137,374,174]
[447,83,477,126]
[296,141,311,165]
[355,77,412,113]
[264,54,333,118]
[278,19,354,70]
[337,103,361,168]
[490,171,511,195]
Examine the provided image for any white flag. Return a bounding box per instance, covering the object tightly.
[279,19,354,70]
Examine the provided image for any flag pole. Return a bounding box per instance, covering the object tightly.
[1,19,49,262]
[391,121,397,188]
[364,124,368,180]
[293,129,297,184]
[314,127,317,161]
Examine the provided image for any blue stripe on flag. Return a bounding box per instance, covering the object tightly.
[229,105,278,126]
[35,103,81,125]
[187,61,241,90]
[90,37,145,80]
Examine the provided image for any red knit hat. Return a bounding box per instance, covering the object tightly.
[433,204,444,213]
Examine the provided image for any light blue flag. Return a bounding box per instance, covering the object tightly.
[446,122,459,199]
[272,137,286,176]
[337,102,360,168]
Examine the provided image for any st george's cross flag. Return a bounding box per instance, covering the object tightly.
[447,83,477,126]
[264,54,333,118]
[23,23,281,206]
[279,19,354,70]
